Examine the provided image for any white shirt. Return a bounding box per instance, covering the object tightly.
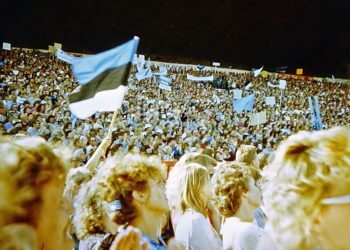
[220,217,264,250]
[175,210,223,250]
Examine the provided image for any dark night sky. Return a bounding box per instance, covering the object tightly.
[1,0,349,78]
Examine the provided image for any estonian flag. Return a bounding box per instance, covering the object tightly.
[68,37,139,119]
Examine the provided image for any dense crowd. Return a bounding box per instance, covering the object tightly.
[1,49,349,166]
[0,48,349,250]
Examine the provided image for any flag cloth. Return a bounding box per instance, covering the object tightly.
[136,68,152,81]
[68,37,139,119]
[308,96,318,130]
[56,48,76,63]
[153,66,167,76]
[160,75,171,85]
[253,66,264,77]
[159,83,171,91]
[314,96,323,130]
[232,94,255,114]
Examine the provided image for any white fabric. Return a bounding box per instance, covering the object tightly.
[175,210,223,250]
[220,217,264,250]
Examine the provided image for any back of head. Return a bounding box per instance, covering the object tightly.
[212,162,250,218]
[0,136,69,249]
[263,127,350,249]
[236,144,257,167]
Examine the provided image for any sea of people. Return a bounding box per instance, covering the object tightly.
[0,48,349,250]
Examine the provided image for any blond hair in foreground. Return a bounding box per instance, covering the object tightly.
[262,127,350,250]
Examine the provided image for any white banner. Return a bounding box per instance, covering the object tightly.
[159,83,171,91]
[54,43,62,49]
[250,111,267,126]
[267,81,279,88]
[2,42,11,50]
[187,74,214,81]
[265,96,275,106]
[212,62,220,67]
[233,89,243,99]
[279,80,287,89]
[56,48,76,63]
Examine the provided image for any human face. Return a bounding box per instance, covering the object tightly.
[145,178,169,214]
[316,180,350,250]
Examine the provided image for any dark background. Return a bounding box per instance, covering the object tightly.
[1,0,349,78]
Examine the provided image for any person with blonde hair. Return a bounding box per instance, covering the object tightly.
[82,153,169,249]
[212,162,264,250]
[236,144,258,168]
[171,162,223,250]
[262,126,350,250]
[0,136,73,250]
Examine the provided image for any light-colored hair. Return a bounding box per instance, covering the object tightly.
[166,153,217,212]
[99,153,165,225]
[263,127,350,249]
[236,145,257,166]
[0,136,68,247]
[178,163,211,216]
[212,162,250,218]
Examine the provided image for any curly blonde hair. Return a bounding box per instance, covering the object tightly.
[212,162,250,218]
[236,145,257,166]
[0,136,67,227]
[262,127,350,249]
[98,153,165,225]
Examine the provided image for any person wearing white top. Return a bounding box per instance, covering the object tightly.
[167,161,223,250]
[212,162,265,250]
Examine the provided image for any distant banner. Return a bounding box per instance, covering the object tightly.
[265,96,275,106]
[267,81,279,88]
[54,43,62,49]
[153,66,168,76]
[233,89,242,99]
[187,74,214,81]
[2,42,11,50]
[56,48,76,63]
[212,62,220,67]
[160,75,171,85]
[159,83,171,91]
[250,111,267,126]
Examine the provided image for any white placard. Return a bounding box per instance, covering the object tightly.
[279,80,287,89]
[250,111,267,126]
[54,43,62,49]
[2,42,11,50]
[212,62,220,67]
[233,89,242,99]
[159,83,171,91]
[265,96,275,106]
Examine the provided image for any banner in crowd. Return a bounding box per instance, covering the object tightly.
[159,83,171,91]
[56,48,76,63]
[232,94,255,114]
[136,68,153,81]
[267,81,279,88]
[54,43,62,50]
[253,66,264,77]
[212,62,220,67]
[233,89,242,99]
[68,36,139,119]
[265,96,275,106]
[153,66,168,76]
[2,42,11,50]
[250,111,266,126]
[187,74,214,82]
[160,75,171,85]
[279,80,287,89]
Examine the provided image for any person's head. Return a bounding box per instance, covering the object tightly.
[99,154,168,226]
[212,162,261,219]
[263,127,350,250]
[236,144,258,167]
[0,136,72,249]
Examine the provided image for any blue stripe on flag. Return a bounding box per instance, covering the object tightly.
[72,37,139,85]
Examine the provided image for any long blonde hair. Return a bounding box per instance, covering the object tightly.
[263,127,350,249]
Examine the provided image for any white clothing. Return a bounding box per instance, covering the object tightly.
[175,210,223,250]
[220,217,264,250]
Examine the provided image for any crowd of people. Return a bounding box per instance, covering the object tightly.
[0,48,349,250]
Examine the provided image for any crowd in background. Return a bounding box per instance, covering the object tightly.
[1,49,349,166]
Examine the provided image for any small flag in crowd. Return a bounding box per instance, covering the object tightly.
[232,94,255,114]
[2,42,11,50]
[160,75,171,85]
[253,66,264,77]
[136,67,153,81]
[153,66,167,76]
[56,48,76,64]
[68,36,139,119]
[308,96,323,130]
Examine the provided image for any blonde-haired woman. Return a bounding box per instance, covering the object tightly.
[212,162,264,250]
[0,136,73,250]
[262,126,350,250]
[172,163,223,250]
[97,153,169,249]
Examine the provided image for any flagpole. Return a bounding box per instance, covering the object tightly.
[108,109,119,137]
